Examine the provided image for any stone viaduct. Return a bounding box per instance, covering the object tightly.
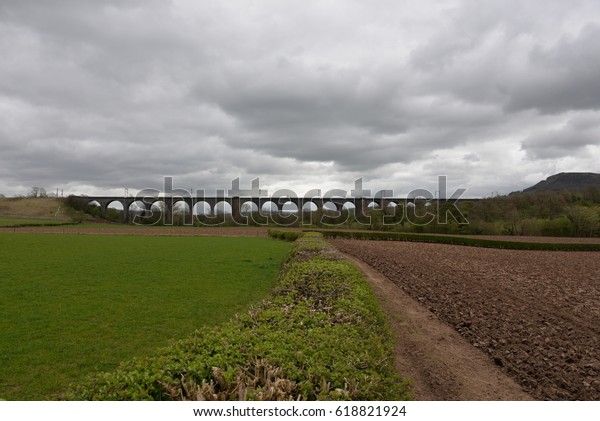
[81,195,477,224]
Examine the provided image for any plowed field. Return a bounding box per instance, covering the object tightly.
[331,239,600,400]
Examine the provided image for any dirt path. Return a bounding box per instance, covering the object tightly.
[343,253,532,400]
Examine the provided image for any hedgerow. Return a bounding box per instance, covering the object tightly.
[267,228,303,242]
[68,232,410,401]
[312,230,600,251]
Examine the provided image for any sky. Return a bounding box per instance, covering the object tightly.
[1,0,599,198]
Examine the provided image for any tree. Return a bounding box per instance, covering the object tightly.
[241,202,254,214]
[28,187,47,198]
[568,206,600,237]
[530,192,567,219]
[583,186,600,204]
[503,208,522,235]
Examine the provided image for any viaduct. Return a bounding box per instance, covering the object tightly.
[80,195,479,224]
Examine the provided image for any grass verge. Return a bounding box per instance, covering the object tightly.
[311,230,600,251]
[68,232,410,400]
[0,234,289,400]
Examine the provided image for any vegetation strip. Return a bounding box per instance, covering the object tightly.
[69,232,409,400]
[310,230,600,251]
[0,216,78,228]
[266,228,303,242]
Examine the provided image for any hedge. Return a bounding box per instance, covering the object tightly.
[267,228,303,242]
[310,230,600,251]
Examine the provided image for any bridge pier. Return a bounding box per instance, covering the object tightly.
[123,203,129,223]
[99,202,108,217]
[230,197,244,224]
[351,198,369,223]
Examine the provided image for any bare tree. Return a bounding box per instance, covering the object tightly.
[28,187,48,198]
[241,202,254,214]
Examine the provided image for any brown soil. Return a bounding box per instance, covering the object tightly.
[345,254,531,400]
[331,239,600,400]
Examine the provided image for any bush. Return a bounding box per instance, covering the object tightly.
[568,206,600,237]
[267,229,303,242]
[541,216,573,237]
[63,196,102,220]
[520,218,543,236]
[63,195,90,212]
[68,233,409,401]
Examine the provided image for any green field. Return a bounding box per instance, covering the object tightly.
[0,233,289,400]
[0,216,73,227]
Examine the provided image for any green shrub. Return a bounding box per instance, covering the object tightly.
[520,218,543,236]
[68,233,409,401]
[541,216,573,237]
[267,229,303,242]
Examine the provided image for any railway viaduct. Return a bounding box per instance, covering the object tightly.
[80,195,479,224]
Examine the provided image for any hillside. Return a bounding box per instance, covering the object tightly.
[520,172,600,194]
[0,197,96,226]
[0,197,67,218]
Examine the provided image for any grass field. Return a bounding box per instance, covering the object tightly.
[0,216,74,227]
[0,233,290,400]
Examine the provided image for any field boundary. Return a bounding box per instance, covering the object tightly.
[0,216,78,228]
[310,230,600,251]
[69,232,410,401]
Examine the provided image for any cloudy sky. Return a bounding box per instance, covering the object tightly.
[1,0,599,198]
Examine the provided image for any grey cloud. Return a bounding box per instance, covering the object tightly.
[521,113,600,159]
[506,24,600,113]
[203,63,504,169]
[409,1,600,115]
[463,153,480,162]
[1,0,599,196]
[202,61,407,134]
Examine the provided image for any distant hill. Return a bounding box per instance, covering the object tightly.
[519,172,600,194]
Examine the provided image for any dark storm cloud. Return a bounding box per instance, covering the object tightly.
[0,0,599,196]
